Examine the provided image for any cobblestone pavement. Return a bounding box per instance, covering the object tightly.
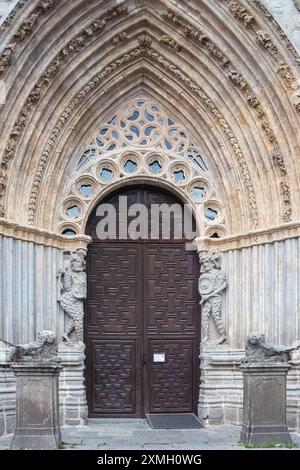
[1,420,300,450]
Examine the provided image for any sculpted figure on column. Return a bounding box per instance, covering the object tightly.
[58,249,87,343]
[199,251,227,344]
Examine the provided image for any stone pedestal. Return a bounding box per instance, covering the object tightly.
[10,362,62,450]
[58,342,88,426]
[240,363,292,446]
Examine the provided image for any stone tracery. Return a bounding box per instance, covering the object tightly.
[57,99,226,239]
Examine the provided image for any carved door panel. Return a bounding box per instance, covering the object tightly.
[143,244,200,414]
[86,243,143,417]
[85,186,200,418]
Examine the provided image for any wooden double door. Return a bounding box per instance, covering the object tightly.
[85,186,200,418]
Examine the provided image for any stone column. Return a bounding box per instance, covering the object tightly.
[11,362,62,450]
[240,363,292,446]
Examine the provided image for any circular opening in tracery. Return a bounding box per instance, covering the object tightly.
[168,162,191,187]
[97,160,118,184]
[80,184,93,198]
[62,228,77,237]
[124,159,138,174]
[173,170,186,183]
[191,186,205,200]
[66,205,81,219]
[149,160,163,175]
[205,208,218,221]
[100,168,114,182]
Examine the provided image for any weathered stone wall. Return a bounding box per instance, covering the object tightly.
[0,364,15,436]
[0,236,64,344]
[262,0,300,52]
[221,238,300,349]
[199,348,300,431]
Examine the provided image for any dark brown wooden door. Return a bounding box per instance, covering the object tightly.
[85,186,200,418]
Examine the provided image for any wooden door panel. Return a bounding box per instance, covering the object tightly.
[147,339,195,413]
[86,242,142,416]
[90,339,141,417]
[144,245,200,336]
[87,243,141,335]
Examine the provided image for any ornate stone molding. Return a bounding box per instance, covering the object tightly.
[160,35,180,51]
[0,219,91,249]
[223,0,300,72]
[0,0,58,78]
[222,0,300,114]
[195,220,300,252]
[111,31,128,45]
[0,4,129,212]
[162,7,292,222]
[252,1,300,68]
[26,43,258,229]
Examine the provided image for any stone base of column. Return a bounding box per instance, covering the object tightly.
[240,363,292,446]
[11,427,61,450]
[58,342,88,426]
[10,362,62,450]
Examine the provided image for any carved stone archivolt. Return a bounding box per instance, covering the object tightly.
[26,43,258,229]
[0,4,129,211]
[0,0,299,236]
[224,0,300,115]
[162,7,292,222]
[0,1,58,78]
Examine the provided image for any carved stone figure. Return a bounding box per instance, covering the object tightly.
[9,330,57,362]
[58,249,87,342]
[199,251,227,344]
[242,332,293,363]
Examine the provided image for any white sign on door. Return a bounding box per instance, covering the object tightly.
[153,353,165,363]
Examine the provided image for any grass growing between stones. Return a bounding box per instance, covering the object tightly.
[58,441,82,449]
[244,441,298,449]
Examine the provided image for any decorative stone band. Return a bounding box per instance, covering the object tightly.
[2,219,300,251]
[195,221,300,252]
[0,219,91,249]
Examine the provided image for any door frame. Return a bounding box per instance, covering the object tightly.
[84,184,201,418]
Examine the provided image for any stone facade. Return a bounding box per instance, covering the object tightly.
[0,0,300,435]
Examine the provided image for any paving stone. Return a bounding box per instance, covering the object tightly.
[1,422,300,450]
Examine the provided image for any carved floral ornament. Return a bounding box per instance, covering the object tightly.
[57,99,226,239]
